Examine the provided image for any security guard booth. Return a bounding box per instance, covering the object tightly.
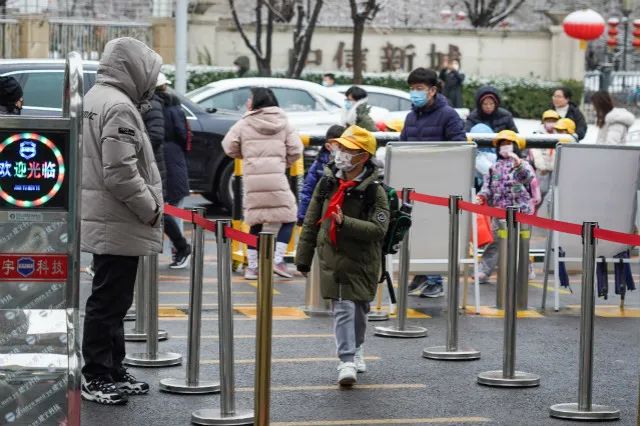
[0,53,83,426]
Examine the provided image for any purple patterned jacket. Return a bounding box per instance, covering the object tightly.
[478,158,535,214]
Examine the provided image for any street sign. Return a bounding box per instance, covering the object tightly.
[0,254,68,281]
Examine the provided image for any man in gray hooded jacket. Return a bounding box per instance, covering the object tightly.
[81,37,163,405]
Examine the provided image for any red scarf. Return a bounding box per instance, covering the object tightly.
[318,179,358,245]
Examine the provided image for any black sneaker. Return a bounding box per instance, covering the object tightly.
[420,282,444,298]
[81,376,128,405]
[170,244,191,269]
[112,369,149,395]
[409,275,428,292]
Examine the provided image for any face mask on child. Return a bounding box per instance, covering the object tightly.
[499,143,514,158]
[543,122,555,133]
[335,150,365,172]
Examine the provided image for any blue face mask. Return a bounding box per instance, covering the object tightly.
[410,90,428,108]
[344,100,353,110]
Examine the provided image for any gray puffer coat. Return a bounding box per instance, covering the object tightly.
[81,37,164,256]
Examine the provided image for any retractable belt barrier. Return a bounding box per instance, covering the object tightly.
[163,182,635,423]
[161,204,266,425]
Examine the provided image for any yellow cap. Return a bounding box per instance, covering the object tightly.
[492,129,520,147]
[554,117,576,134]
[384,118,405,132]
[515,135,527,150]
[331,125,377,155]
[542,109,560,121]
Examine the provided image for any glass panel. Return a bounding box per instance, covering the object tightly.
[367,92,401,111]
[21,73,65,109]
[270,88,320,112]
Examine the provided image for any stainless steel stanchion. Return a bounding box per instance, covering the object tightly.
[423,196,480,361]
[375,188,428,338]
[161,208,220,394]
[549,222,620,421]
[477,207,540,387]
[496,220,508,309]
[300,251,332,316]
[125,259,168,341]
[124,254,182,367]
[192,219,254,425]
[255,233,275,426]
[516,223,531,310]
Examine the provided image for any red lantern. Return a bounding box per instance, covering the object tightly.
[634,19,640,28]
[456,11,467,21]
[440,9,452,20]
[608,18,620,26]
[608,27,619,36]
[607,37,619,48]
[634,38,640,49]
[563,9,606,49]
[633,29,640,37]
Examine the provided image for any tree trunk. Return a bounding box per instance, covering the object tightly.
[352,19,365,84]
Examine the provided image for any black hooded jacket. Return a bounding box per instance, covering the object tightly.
[465,86,518,133]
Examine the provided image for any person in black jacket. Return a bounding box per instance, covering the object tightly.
[552,87,587,141]
[439,59,465,108]
[154,73,192,269]
[465,86,518,133]
[0,76,23,115]
[144,80,167,191]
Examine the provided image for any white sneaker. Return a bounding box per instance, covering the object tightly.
[354,347,366,373]
[244,267,258,280]
[337,361,357,386]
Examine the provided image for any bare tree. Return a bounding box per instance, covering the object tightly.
[287,0,324,78]
[463,0,526,28]
[228,0,278,76]
[348,0,382,84]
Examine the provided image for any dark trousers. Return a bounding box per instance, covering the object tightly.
[249,222,295,244]
[82,254,139,380]
[164,200,188,252]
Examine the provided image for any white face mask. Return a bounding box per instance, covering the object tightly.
[499,144,514,158]
[334,150,362,172]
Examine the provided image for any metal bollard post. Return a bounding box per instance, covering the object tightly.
[124,254,182,367]
[477,207,540,387]
[192,220,253,425]
[161,208,220,394]
[375,188,428,338]
[300,251,332,316]
[423,196,480,361]
[516,223,531,310]
[549,222,620,421]
[255,233,275,426]
[125,258,167,341]
[496,220,508,309]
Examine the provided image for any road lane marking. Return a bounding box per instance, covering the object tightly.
[234,306,308,319]
[237,383,420,393]
[159,291,256,295]
[202,356,380,365]
[271,417,491,425]
[528,281,571,294]
[464,305,544,318]
[172,333,334,339]
[159,316,307,321]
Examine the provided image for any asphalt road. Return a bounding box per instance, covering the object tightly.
[76,195,640,426]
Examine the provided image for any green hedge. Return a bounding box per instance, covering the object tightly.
[163,66,583,120]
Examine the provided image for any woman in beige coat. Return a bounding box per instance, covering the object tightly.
[222,87,303,279]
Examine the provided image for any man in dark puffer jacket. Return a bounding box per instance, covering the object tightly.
[400,67,466,142]
[143,81,167,192]
[400,67,466,298]
[465,86,518,133]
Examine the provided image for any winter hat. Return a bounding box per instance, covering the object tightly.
[0,76,23,105]
[479,92,499,107]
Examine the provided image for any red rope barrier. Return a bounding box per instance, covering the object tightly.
[164,203,256,246]
[224,226,258,248]
[411,191,639,246]
[163,204,192,222]
[409,192,448,207]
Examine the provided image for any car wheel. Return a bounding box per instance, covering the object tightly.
[216,161,234,212]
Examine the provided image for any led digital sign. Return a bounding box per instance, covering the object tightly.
[0,131,69,209]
